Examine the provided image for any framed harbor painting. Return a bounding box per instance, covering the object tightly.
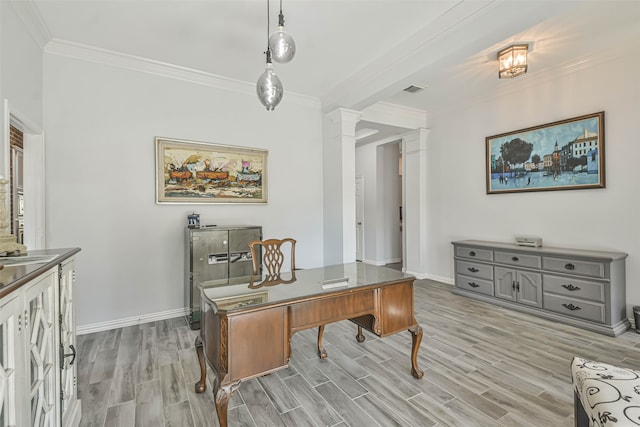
[486,112,605,194]
[155,137,268,203]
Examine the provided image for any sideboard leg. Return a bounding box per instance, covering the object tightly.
[356,325,365,343]
[215,381,240,427]
[194,336,207,393]
[317,325,328,359]
[409,324,424,379]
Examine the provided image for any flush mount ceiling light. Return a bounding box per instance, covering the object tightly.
[256,0,284,110]
[498,44,528,79]
[269,0,296,63]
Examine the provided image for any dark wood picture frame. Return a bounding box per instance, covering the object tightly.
[486,112,605,194]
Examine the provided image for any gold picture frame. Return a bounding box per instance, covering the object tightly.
[155,137,268,203]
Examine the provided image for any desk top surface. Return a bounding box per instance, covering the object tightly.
[201,263,414,312]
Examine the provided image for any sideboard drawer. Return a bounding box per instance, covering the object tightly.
[543,257,605,278]
[455,246,493,262]
[543,293,605,323]
[456,274,493,296]
[494,251,541,269]
[544,274,605,302]
[455,260,493,280]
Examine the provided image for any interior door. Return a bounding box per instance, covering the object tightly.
[355,176,364,262]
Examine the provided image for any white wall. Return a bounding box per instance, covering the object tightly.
[426,52,640,317]
[0,2,43,180]
[43,54,324,328]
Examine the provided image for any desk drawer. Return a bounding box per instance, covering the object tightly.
[455,246,493,262]
[543,274,605,302]
[494,251,541,269]
[543,293,605,323]
[543,257,605,278]
[456,260,493,280]
[456,274,493,296]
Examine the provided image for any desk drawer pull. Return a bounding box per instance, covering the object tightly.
[562,284,581,291]
[467,267,479,273]
[467,282,480,288]
[565,263,575,270]
[562,303,581,311]
[469,251,476,256]
[512,256,519,262]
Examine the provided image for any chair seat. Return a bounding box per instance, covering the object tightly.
[571,356,640,426]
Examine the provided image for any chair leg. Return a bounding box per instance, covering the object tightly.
[317,325,328,359]
[574,391,589,427]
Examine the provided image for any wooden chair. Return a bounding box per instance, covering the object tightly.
[247,238,327,358]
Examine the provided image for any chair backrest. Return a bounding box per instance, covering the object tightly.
[248,238,296,277]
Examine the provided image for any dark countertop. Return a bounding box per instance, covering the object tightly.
[0,248,81,299]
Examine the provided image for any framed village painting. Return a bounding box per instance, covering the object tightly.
[486,112,605,194]
[155,137,268,203]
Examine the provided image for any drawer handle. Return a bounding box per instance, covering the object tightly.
[562,284,581,291]
[468,267,479,273]
[512,256,519,262]
[467,282,480,288]
[562,303,581,311]
[565,263,575,270]
[469,251,476,257]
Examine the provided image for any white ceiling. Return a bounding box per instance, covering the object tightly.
[26,0,640,135]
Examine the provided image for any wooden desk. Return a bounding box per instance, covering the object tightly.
[194,263,424,427]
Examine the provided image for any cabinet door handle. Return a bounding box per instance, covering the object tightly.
[562,303,581,311]
[512,256,519,262]
[562,284,581,291]
[468,267,479,273]
[469,251,476,257]
[516,282,520,291]
[60,344,77,369]
[467,282,480,288]
[564,263,575,270]
[512,281,515,291]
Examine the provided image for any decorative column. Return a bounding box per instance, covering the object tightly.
[0,177,26,255]
[402,129,429,277]
[322,108,362,265]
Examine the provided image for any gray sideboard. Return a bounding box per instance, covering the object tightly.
[451,240,629,336]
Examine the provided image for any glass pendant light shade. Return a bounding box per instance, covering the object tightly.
[269,26,296,63]
[256,54,283,111]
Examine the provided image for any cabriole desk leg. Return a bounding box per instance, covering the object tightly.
[317,325,328,359]
[194,336,207,393]
[409,324,424,379]
[215,381,240,427]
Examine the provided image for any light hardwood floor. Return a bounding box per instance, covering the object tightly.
[76,279,640,426]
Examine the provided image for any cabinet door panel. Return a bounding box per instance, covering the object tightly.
[24,271,58,427]
[494,268,516,301]
[0,294,23,427]
[516,271,542,307]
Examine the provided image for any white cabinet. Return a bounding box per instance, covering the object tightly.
[0,251,81,427]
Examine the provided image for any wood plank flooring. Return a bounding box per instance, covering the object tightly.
[76,279,640,426]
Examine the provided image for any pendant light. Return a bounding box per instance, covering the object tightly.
[256,0,283,110]
[269,0,296,63]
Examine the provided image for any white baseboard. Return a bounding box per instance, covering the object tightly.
[76,307,190,335]
[361,258,402,266]
[405,271,454,285]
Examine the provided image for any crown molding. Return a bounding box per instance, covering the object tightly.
[9,0,51,50]
[44,39,321,109]
[361,102,427,130]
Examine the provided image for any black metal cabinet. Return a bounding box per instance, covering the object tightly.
[185,225,261,328]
